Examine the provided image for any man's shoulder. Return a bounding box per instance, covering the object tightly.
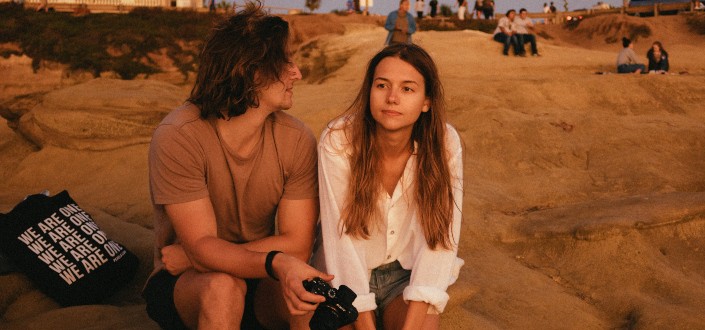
[152,103,214,147]
[269,111,315,140]
[159,102,205,128]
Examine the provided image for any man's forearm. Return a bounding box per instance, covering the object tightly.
[187,236,270,278]
[241,234,313,262]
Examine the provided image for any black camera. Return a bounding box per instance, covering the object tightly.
[303,277,358,330]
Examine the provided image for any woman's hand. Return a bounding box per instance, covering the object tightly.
[161,243,193,275]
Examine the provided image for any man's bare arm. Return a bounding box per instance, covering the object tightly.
[165,197,267,277]
[164,197,330,314]
[161,198,318,271]
[241,198,318,261]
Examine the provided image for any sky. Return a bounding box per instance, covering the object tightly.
[258,0,629,15]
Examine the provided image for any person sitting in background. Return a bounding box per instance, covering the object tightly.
[646,41,669,74]
[616,37,645,74]
[514,8,541,56]
[493,9,520,56]
[694,0,705,10]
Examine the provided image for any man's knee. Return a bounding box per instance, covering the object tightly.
[175,272,248,324]
[199,272,247,307]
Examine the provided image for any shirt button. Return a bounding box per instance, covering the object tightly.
[390,230,395,235]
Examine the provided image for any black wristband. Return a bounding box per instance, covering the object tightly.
[265,250,282,281]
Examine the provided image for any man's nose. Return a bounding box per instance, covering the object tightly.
[289,63,302,81]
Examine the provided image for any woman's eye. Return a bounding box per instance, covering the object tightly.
[376,83,387,89]
[403,87,414,92]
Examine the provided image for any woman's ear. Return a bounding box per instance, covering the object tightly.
[422,99,431,113]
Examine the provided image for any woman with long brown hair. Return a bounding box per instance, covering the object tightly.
[313,43,464,329]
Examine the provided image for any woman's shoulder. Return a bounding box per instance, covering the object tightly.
[444,123,462,148]
[320,116,353,151]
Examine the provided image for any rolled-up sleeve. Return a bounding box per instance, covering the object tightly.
[403,124,464,314]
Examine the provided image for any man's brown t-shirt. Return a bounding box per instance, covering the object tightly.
[148,103,318,273]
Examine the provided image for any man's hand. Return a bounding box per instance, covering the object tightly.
[272,253,334,315]
[161,243,193,275]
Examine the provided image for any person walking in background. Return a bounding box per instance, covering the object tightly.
[515,8,541,56]
[415,0,425,19]
[457,0,468,20]
[473,0,484,19]
[429,0,438,17]
[646,41,669,73]
[493,9,520,56]
[385,0,417,46]
[313,43,464,330]
[143,4,332,330]
[482,0,495,19]
[616,37,646,74]
[549,1,558,23]
[543,2,550,13]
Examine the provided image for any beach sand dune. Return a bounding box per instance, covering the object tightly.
[1,13,705,329]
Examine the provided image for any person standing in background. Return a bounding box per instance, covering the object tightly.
[473,0,484,19]
[457,0,468,20]
[415,0,425,19]
[385,0,417,46]
[429,0,438,17]
[482,0,495,19]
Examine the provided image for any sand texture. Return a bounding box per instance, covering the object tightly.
[1,13,705,329]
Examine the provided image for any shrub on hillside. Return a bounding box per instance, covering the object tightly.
[440,4,452,17]
[418,18,496,33]
[0,4,214,80]
[686,12,705,34]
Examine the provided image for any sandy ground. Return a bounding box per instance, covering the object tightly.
[1,12,705,329]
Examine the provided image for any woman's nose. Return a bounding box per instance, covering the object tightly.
[387,90,399,104]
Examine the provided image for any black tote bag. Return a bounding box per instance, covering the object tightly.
[0,190,138,306]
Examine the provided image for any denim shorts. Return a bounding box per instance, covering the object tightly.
[369,260,411,325]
